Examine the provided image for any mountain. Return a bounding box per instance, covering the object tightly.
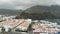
[25,5,60,17]
[16,5,60,20]
[0,9,23,16]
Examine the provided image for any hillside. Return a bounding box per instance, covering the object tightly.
[16,5,60,20]
[25,5,60,17]
[0,9,23,16]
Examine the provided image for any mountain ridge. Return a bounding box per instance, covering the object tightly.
[25,5,60,17]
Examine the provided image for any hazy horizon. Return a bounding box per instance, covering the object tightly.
[0,0,60,10]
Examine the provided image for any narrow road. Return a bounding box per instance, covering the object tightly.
[0,32,29,34]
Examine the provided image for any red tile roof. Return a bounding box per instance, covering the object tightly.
[0,19,24,27]
[17,21,30,28]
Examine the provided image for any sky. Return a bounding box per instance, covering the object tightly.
[0,0,60,10]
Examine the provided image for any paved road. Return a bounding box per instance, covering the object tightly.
[0,32,29,34]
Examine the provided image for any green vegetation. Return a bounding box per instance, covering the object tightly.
[15,29,27,32]
[15,5,60,20]
[16,12,59,20]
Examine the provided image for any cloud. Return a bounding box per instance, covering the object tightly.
[0,0,60,10]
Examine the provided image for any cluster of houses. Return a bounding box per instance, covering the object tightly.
[0,18,32,32]
[32,20,59,34]
[0,15,59,34]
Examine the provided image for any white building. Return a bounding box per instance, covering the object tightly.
[0,19,32,32]
[0,19,25,32]
[16,19,32,31]
[32,21,59,34]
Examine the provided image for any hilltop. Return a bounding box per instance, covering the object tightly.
[16,5,60,20]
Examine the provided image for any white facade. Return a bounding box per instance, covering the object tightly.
[32,20,59,34]
[16,19,32,31]
[0,28,2,32]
